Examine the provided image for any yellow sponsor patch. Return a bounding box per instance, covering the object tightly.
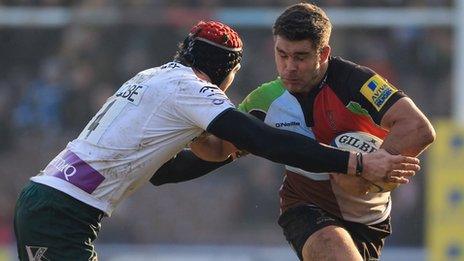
[360,75,398,111]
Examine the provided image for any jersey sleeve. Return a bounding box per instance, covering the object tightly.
[174,82,234,130]
[345,64,407,125]
[238,79,285,121]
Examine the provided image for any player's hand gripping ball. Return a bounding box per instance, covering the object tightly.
[330,132,399,195]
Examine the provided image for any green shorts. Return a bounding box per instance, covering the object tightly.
[14,181,104,261]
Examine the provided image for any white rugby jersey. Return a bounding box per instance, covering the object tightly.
[31,62,234,216]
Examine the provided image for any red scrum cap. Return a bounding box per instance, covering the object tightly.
[189,21,243,52]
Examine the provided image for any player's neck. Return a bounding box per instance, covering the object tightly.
[302,62,329,95]
[315,62,329,87]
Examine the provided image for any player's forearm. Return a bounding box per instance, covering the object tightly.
[381,98,436,156]
[208,109,351,174]
[150,149,233,186]
[381,120,435,156]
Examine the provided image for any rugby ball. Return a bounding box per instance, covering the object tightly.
[331,131,399,194]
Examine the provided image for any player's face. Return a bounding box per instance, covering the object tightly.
[274,36,328,94]
[219,63,241,92]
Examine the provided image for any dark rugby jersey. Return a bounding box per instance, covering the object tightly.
[239,56,406,224]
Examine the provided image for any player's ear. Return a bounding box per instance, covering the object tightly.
[319,45,331,64]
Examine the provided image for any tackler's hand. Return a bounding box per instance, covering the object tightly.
[361,149,420,184]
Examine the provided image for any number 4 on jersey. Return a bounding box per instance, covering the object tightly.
[85,100,116,138]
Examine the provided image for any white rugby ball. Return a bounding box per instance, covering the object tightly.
[331,131,398,193]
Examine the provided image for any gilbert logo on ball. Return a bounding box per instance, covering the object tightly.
[332,132,382,154]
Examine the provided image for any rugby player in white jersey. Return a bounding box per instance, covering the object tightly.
[13,21,420,261]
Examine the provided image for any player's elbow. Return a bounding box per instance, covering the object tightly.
[424,124,436,145]
[234,130,276,159]
[236,135,268,156]
[415,118,436,148]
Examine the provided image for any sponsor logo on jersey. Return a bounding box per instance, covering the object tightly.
[360,75,398,111]
[199,86,219,94]
[44,150,105,194]
[49,156,77,180]
[199,85,232,106]
[367,79,378,91]
[275,121,301,128]
[212,99,225,105]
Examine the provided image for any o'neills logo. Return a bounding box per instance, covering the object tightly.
[275,121,300,128]
[50,156,77,181]
[337,134,378,153]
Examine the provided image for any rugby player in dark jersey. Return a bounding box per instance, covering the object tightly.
[151,3,435,261]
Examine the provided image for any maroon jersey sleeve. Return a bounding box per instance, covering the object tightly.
[327,57,407,125]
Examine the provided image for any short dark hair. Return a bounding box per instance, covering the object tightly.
[174,37,242,86]
[273,3,332,51]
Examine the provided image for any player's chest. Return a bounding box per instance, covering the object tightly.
[264,87,375,144]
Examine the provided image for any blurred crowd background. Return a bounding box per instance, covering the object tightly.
[0,0,454,254]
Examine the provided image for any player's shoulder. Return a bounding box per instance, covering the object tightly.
[239,78,286,113]
[155,62,220,93]
[328,56,375,85]
[328,56,397,99]
[178,77,222,99]
[122,62,189,87]
[329,57,403,115]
